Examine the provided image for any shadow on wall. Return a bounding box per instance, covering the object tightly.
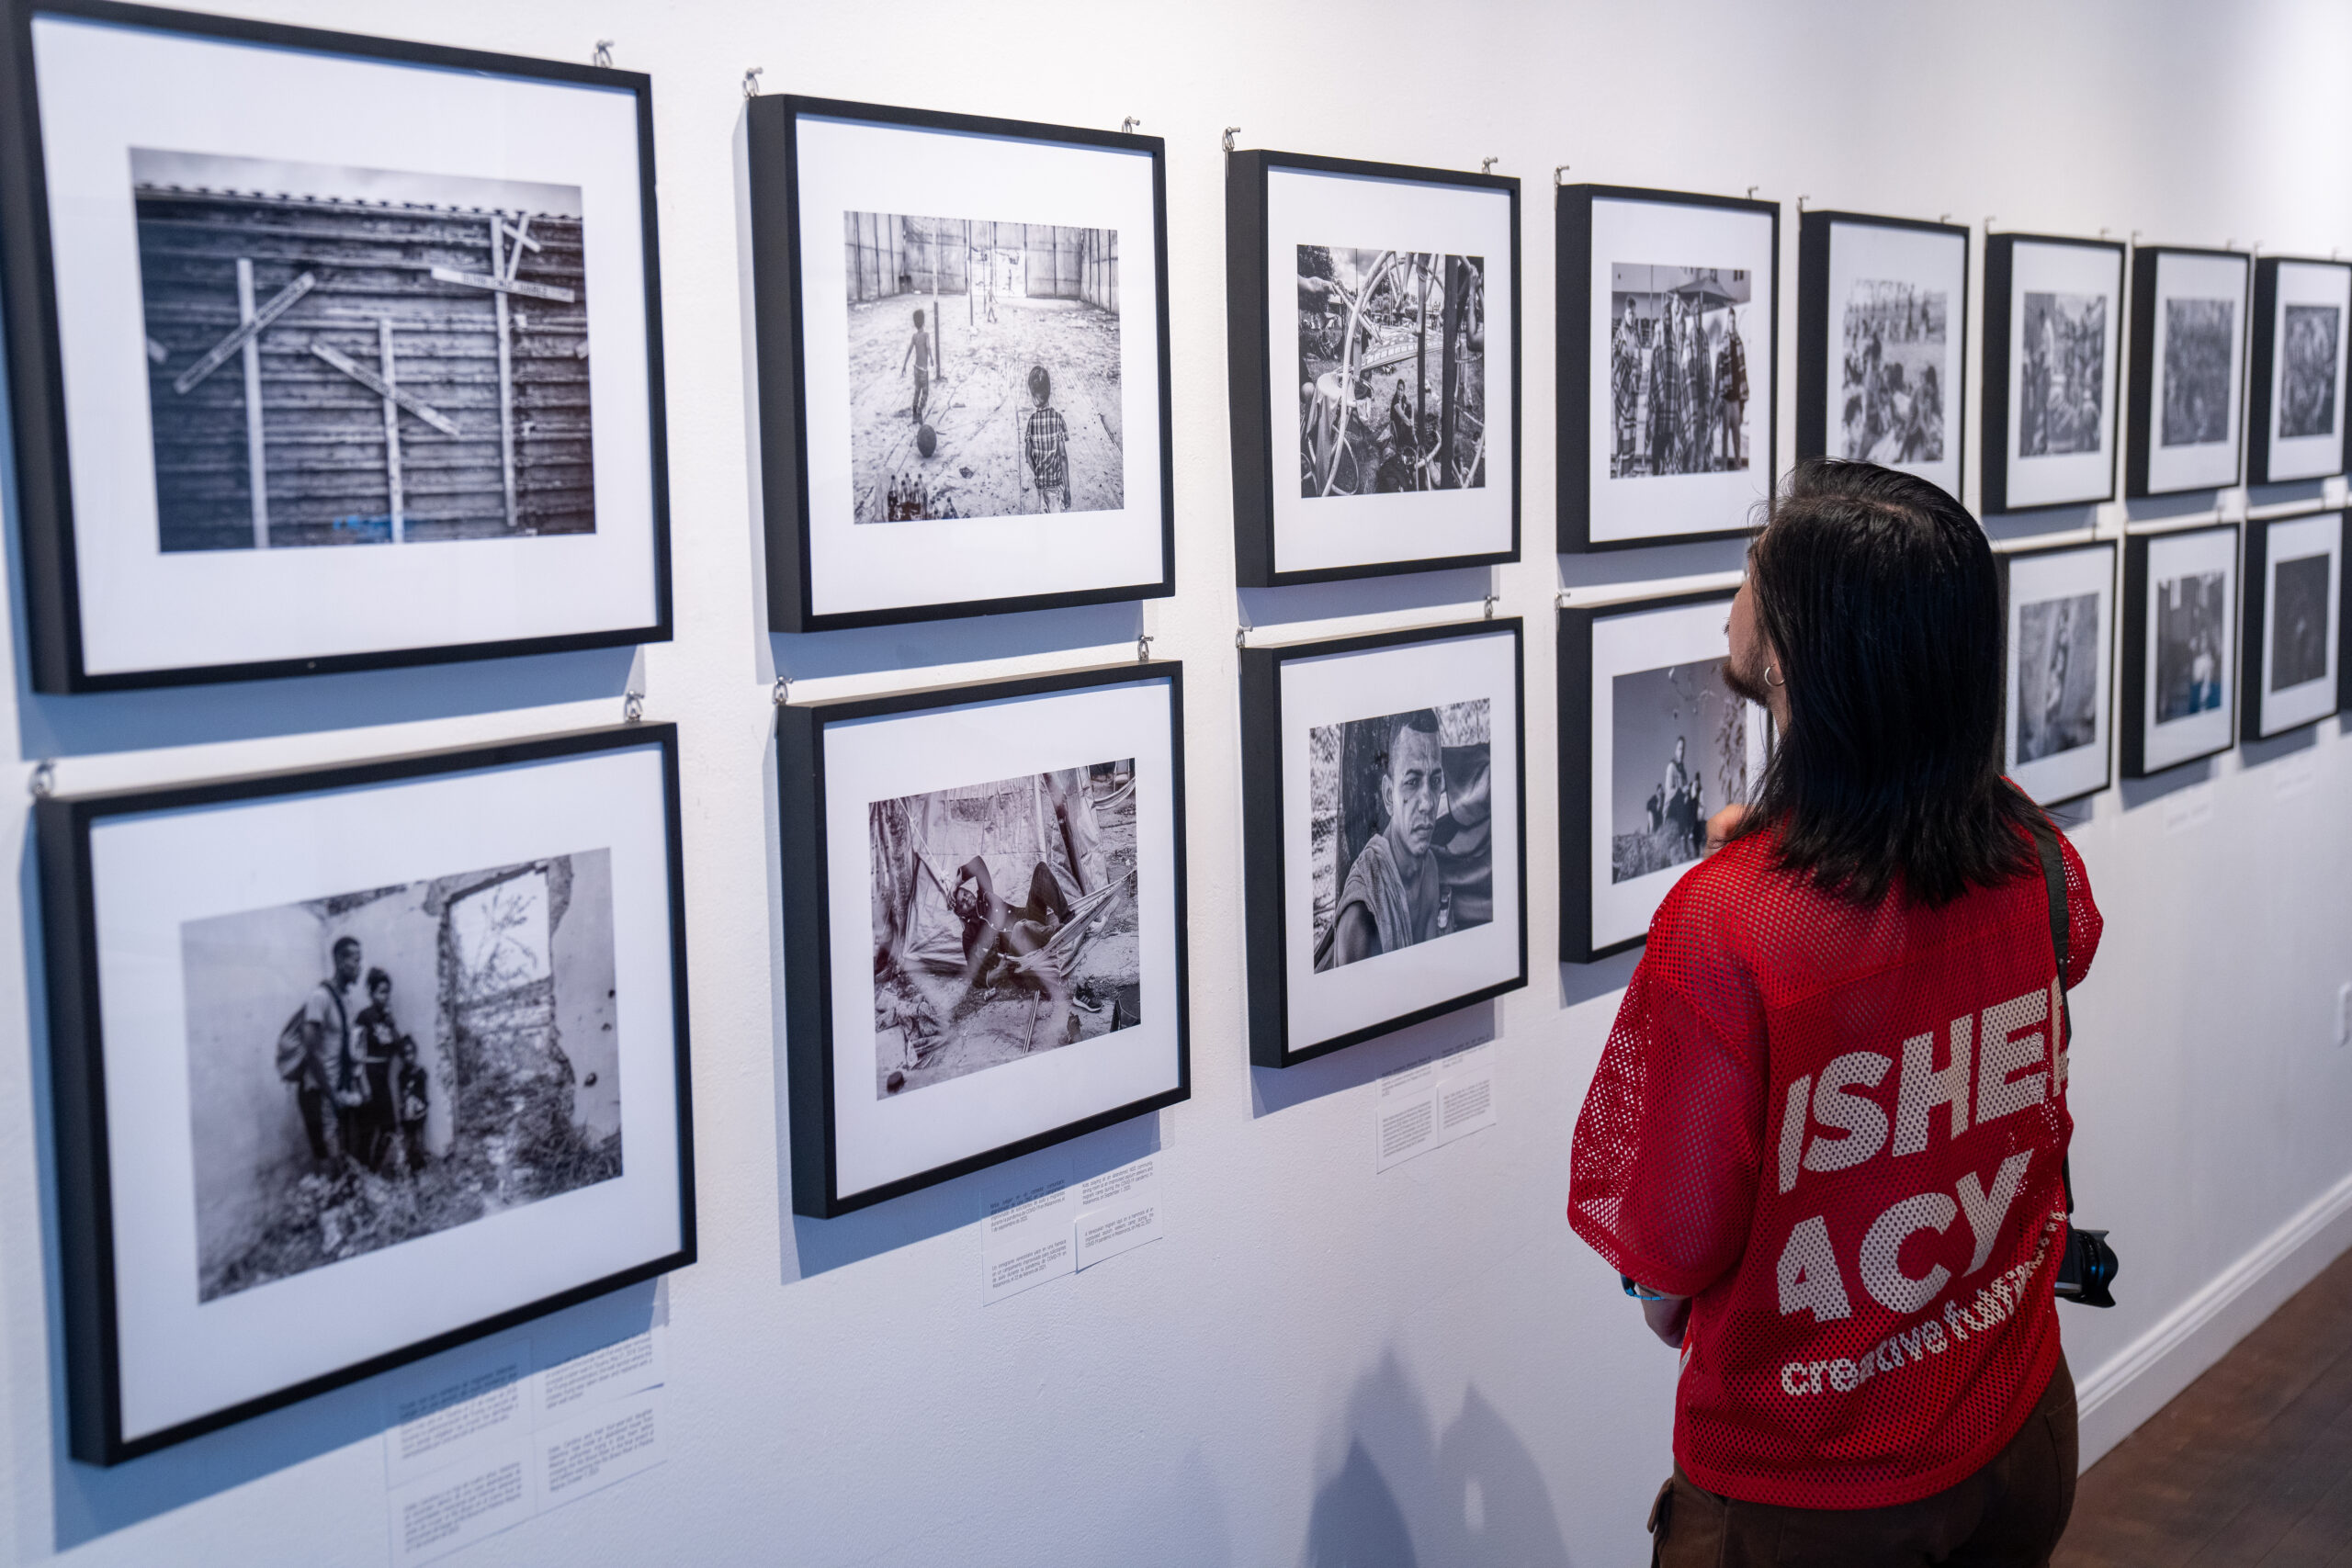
[1303,1352,1574,1568]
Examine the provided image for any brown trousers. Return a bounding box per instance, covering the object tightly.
[1650,1353,2078,1568]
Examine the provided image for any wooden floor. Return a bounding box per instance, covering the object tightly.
[2058,1245,2352,1566]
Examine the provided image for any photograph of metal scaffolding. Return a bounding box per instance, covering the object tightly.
[842,210,1122,524]
[131,149,594,552]
[1295,244,1486,500]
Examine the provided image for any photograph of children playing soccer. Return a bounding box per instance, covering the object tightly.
[842,210,1125,523]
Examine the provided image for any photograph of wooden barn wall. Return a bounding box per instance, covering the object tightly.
[133,177,594,551]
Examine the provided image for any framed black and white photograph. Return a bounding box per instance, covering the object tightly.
[1238,620,1525,1067]
[2247,257,2352,486]
[745,96,1172,632]
[1557,186,1777,551]
[2122,524,2240,776]
[37,726,693,1463]
[2127,246,2251,497]
[0,0,671,690]
[1559,592,1770,961]
[2241,512,2345,740]
[2000,540,2116,807]
[1795,210,1967,502]
[777,663,1187,1216]
[1981,233,2126,514]
[1224,150,1518,585]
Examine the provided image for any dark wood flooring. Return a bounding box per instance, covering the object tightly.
[2058,1244,2352,1566]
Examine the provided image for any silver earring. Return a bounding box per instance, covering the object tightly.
[1765,662,1783,687]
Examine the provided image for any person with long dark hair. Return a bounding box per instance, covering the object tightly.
[1568,460,2104,1565]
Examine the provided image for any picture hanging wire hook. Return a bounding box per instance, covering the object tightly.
[592,39,614,67]
[742,66,763,100]
[1796,194,1808,211]
[1984,216,1996,234]
[772,674,791,706]
[1483,593,1498,621]
[1222,126,1239,153]
[1939,213,1951,224]
[1746,186,1759,200]
[622,689,645,724]
[1136,634,1154,663]
[1554,164,1571,186]
[1481,157,1498,175]
[1121,117,1142,134]
[1235,626,1248,649]
[27,760,54,799]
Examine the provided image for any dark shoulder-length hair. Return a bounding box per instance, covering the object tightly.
[1730,459,2040,907]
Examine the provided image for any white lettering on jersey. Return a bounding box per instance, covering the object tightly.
[1894,1017,1973,1156]
[1777,1214,1853,1322]
[1858,1191,1957,1313]
[1778,1076,1812,1194]
[1803,1053,1892,1172]
[1975,988,2051,1124]
[1955,1150,2033,1277]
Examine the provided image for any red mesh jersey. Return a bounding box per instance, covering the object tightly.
[1568,825,2101,1509]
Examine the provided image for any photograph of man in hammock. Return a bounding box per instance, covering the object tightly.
[868,761,1143,1097]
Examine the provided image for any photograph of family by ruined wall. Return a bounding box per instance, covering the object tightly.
[183,850,621,1302]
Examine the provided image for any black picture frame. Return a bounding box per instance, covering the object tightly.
[1794,209,1970,481]
[1558,588,1746,963]
[777,661,1190,1217]
[1996,538,2118,807]
[0,0,673,691]
[1238,618,1528,1067]
[1555,184,1779,553]
[746,95,1176,632]
[1980,231,2127,516]
[2245,256,2352,487]
[1224,148,1520,586]
[2240,511,2348,740]
[37,723,695,1464]
[2120,523,2241,777]
[2125,244,2251,499]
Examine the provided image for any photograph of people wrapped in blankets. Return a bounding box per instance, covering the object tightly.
[1308,702,1492,970]
[869,762,1141,1096]
[1295,245,1486,498]
[181,850,621,1303]
[1610,660,1750,884]
[2018,291,2109,457]
[1607,264,1752,478]
[1840,279,1947,463]
[842,210,1123,523]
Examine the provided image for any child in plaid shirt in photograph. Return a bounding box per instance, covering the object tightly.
[1022,364,1071,511]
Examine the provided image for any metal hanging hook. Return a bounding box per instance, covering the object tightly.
[1482,593,1498,621]
[623,689,645,723]
[742,67,763,99]
[1796,194,1809,211]
[1235,626,1248,649]
[27,760,54,799]
[773,674,791,706]
[1121,117,1142,134]
[1222,126,1239,153]
[1746,185,1759,199]
[1481,156,1498,175]
[1554,164,1571,186]
[592,39,614,67]
[1136,633,1153,663]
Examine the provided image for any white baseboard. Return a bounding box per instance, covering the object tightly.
[2075,1168,2352,1466]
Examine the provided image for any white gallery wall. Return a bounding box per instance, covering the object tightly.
[1,0,2349,1562]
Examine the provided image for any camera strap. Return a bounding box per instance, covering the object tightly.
[2024,810,2075,1217]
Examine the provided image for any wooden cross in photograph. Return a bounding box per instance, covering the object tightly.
[431,211,577,532]
[170,262,315,548]
[308,324,460,545]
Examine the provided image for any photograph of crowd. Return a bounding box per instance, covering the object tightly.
[842,211,1122,524]
[1840,279,1947,463]
[2154,570,2231,722]
[2164,298,2237,446]
[1308,701,1492,970]
[2271,552,2334,693]
[2280,303,2341,439]
[1607,264,1753,478]
[1295,245,1487,498]
[2019,291,2109,457]
[2015,592,2102,762]
[183,851,621,1303]
[1611,660,1750,883]
[868,761,1140,1097]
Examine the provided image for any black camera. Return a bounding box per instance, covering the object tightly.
[2054,1224,2118,1309]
